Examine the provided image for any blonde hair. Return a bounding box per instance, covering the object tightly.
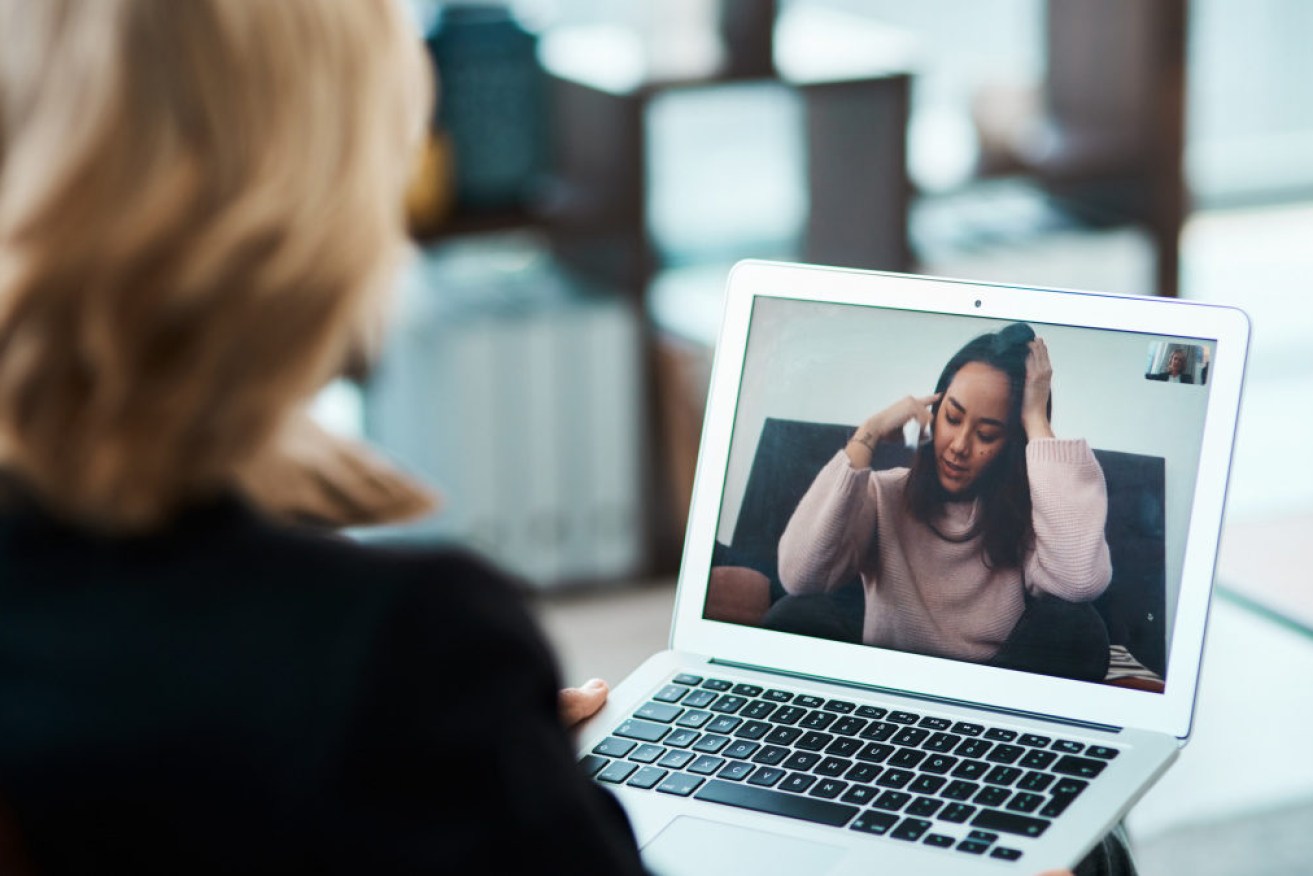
[0,0,431,530]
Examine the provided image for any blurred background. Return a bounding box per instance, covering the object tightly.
[316,2,1312,871]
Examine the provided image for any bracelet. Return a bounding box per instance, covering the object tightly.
[848,433,877,452]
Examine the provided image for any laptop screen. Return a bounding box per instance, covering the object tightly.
[704,295,1216,695]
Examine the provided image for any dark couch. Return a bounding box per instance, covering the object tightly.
[709,417,1167,680]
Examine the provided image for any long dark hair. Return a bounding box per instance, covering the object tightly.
[904,322,1049,569]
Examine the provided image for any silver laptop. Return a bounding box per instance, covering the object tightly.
[577,261,1249,874]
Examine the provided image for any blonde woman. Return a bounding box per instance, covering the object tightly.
[0,2,641,873]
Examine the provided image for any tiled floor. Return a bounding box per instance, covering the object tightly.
[532,201,1313,873]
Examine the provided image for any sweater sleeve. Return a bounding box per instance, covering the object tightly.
[1024,439,1112,602]
[778,451,879,595]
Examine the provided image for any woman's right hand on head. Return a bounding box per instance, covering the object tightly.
[846,393,940,467]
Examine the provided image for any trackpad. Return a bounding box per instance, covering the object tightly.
[643,816,846,876]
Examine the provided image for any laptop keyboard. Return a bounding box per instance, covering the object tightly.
[581,673,1121,864]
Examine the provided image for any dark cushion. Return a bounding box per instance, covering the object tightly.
[722,417,1167,677]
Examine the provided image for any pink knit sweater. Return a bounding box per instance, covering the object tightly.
[777,438,1111,662]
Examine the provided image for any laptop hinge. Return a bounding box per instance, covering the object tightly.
[710,658,1125,735]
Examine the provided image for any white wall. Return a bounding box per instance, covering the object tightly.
[715,297,1214,638]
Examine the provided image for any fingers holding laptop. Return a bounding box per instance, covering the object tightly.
[559,678,609,730]
[846,392,941,467]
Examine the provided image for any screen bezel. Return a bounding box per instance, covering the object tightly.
[670,260,1250,740]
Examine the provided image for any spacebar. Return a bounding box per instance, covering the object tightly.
[694,780,859,827]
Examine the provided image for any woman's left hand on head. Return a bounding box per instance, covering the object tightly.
[1022,338,1055,439]
[559,678,609,730]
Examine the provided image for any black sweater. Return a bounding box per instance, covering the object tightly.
[0,492,644,875]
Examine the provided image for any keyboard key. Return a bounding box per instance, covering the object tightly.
[763,689,794,703]
[653,685,688,703]
[907,796,942,818]
[688,755,726,775]
[797,732,835,752]
[825,738,862,758]
[751,745,789,766]
[1007,792,1044,813]
[891,818,932,842]
[782,751,821,772]
[831,716,867,736]
[659,749,696,769]
[1019,749,1057,770]
[845,762,882,784]
[672,673,703,686]
[800,710,837,730]
[711,695,748,714]
[967,830,999,845]
[956,739,992,759]
[942,780,980,801]
[1087,745,1120,760]
[890,748,926,769]
[1018,733,1051,748]
[657,773,704,797]
[924,833,955,848]
[888,711,920,725]
[732,683,764,697]
[824,699,857,714]
[635,702,682,723]
[850,810,899,836]
[892,727,930,747]
[597,760,639,784]
[1052,739,1085,754]
[1053,777,1089,797]
[794,695,824,709]
[972,808,1052,838]
[860,722,898,742]
[683,690,717,708]
[957,840,990,855]
[815,757,852,778]
[952,722,985,737]
[734,720,772,740]
[615,720,669,743]
[975,786,1011,808]
[770,706,807,725]
[857,742,894,763]
[593,737,636,758]
[697,779,859,827]
[871,791,911,811]
[951,760,988,781]
[663,729,699,748]
[986,744,1024,765]
[991,847,1023,861]
[627,766,668,790]
[701,678,733,691]
[925,732,962,753]
[918,716,952,731]
[875,769,914,789]
[780,772,817,794]
[628,744,664,764]
[984,728,1018,742]
[742,701,776,720]
[1018,771,1055,793]
[676,710,713,729]
[692,734,730,754]
[765,727,803,746]
[810,779,848,800]
[908,775,947,795]
[841,785,877,806]
[922,754,957,775]
[579,754,608,777]
[1052,755,1107,779]
[983,766,1022,786]
[722,741,759,760]
[940,803,976,823]
[706,716,742,734]
[747,767,786,787]
[856,705,888,720]
[719,761,754,781]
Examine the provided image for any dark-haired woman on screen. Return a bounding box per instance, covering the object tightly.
[776,323,1113,681]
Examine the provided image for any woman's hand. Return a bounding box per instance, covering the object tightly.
[559,678,609,731]
[1022,338,1055,440]
[846,393,941,468]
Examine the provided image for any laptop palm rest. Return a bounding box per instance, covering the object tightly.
[644,815,846,876]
